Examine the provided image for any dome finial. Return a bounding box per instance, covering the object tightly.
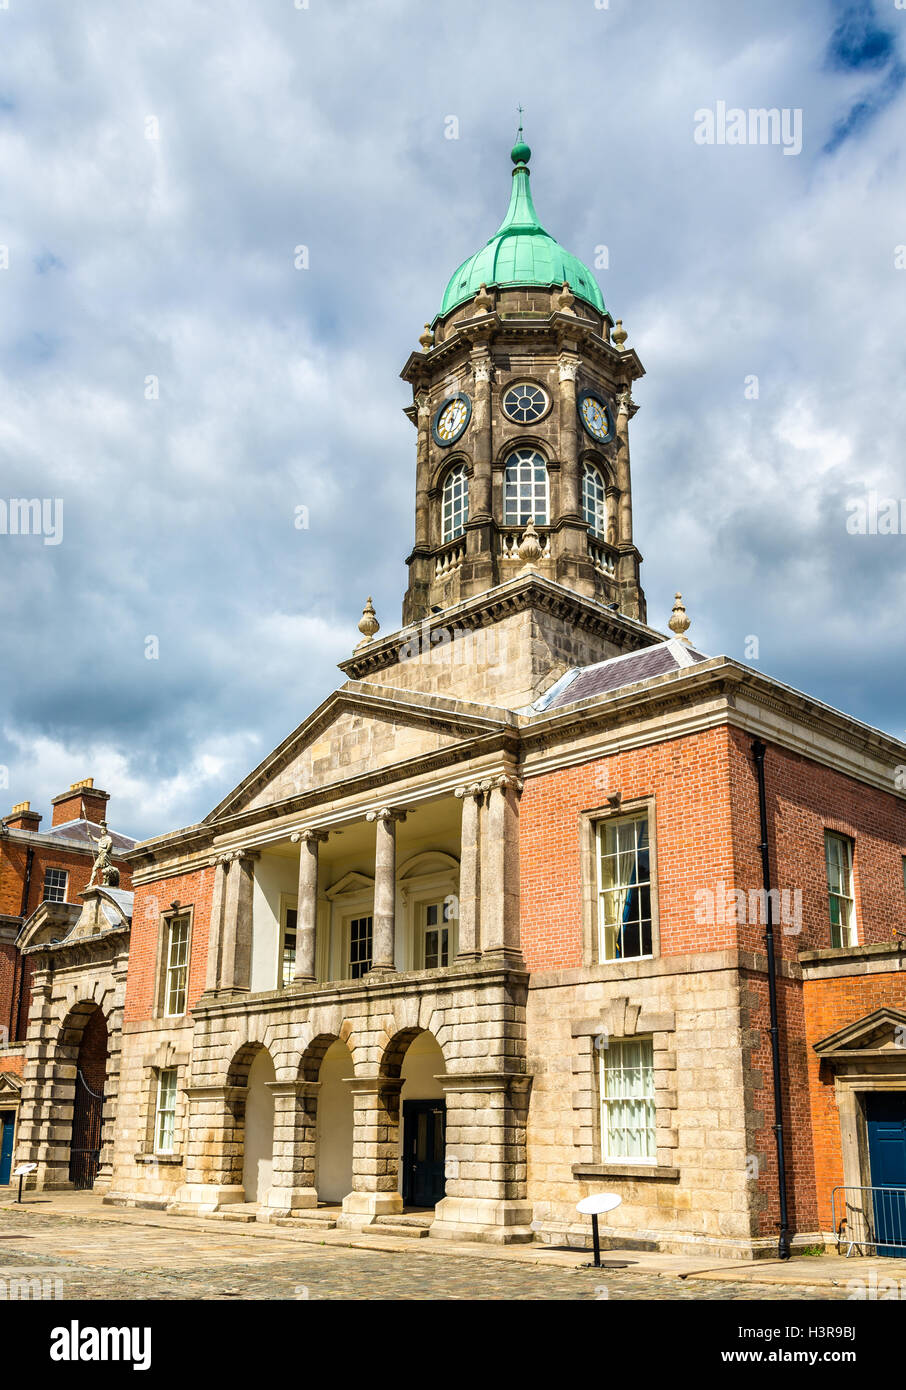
[511,105,530,166]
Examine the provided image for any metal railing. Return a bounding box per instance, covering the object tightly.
[831,1185,906,1256]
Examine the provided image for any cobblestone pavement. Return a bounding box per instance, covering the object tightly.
[0,1208,852,1300]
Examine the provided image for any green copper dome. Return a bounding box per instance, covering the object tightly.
[436,140,606,320]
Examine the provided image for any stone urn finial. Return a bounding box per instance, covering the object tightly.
[355,596,380,649]
[473,282,494,314]
[668,591,691,644]
[419,322,434,351]
[518,518,543,573]
[557,280,575,314]
[612,318,628,350]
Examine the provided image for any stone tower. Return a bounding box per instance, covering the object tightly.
[399,133,647,628]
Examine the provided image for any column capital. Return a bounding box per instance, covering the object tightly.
[290,828,330,845]
[217,848,260,865]
[454,781,486,801]
[483,773,523,797]
[366,806,408,825]
[558,353,580,382]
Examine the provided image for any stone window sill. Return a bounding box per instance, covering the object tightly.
[572,1162,679,1182]
[133,1153,184,1165]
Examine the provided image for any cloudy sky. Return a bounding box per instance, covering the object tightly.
[1,0,904,841]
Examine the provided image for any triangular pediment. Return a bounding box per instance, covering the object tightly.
[0,1072,23,1095]
[207,682,515,823]
[814,1008,906,1058]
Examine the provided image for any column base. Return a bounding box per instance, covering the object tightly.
[429,1197,535,1245]
[168,1183,246,1214]
[263,1187,319,1214]
[336,1190,403,1230]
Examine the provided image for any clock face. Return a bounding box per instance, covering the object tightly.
[578,391,614,443]
[432,394,471,446]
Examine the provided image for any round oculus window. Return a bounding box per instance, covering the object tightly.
[502,382,549,424]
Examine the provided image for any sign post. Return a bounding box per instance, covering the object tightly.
[12,1162,37,1203]
[576,1192,622,1268]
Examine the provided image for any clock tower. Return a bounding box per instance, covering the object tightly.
[399,134,647,628]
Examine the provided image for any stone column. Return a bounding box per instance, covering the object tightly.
[204,855,231,993]
[337,1077,404,1229]
[431,1073,533,1244]
[615,388,634,544]
[480,774,524,965]
[173,1083,247,1212]
[414,391,431,548]
[262,1080,319,1214]
[218,851,259,994]
[290,829,328,983]
[557,353,581,520]
[365,807,406,975]
[454,782,483,962]
[468,347,493,523]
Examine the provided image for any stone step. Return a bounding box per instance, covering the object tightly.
[274,1209,340,1230]
[372,1215,433,1238]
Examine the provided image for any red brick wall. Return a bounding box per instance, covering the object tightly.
[125,867,215,1023]
[0,942,16,1038]
[77,1007,109,1092]
[726,730,906,961]
[803,971,906,1230]
[519,725,738,971]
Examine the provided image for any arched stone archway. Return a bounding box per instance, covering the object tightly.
[68,1006,109,1189]
[315,1039,355,1204]
[397,1031,447,1209]
[242,1048,275,1204]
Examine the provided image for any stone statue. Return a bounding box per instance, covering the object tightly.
[87,820,118,888]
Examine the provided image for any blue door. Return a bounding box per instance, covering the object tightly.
[865,1093,906,1256]
[0,1111,14,1185]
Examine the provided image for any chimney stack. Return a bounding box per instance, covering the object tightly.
[3,800,43,832]
[51,778,110,828]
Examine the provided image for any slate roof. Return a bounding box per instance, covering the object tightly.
[48,818,136,851]
[528,639,710,713]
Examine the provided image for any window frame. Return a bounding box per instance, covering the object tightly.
[162,913,190,1018]
[347,913,374,980]
[154,906,194,1019]
[278,895,299,989]
[441,460,470,543]
[599,1036,657,1165]
[42,866,68,903]
[501,381,550,425]
[154,1067,178,1155]
[595,811,654,963]
[503,448,550,527]
[825,831,857,948]
[581,458,609,537]
[580,798,659,966]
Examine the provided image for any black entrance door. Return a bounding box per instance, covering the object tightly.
[69,1069,104,1190]
[402,1099,446,1207]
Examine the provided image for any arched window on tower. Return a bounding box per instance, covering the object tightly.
[582,459,608,537]
[504,449,549,526]
[441,461,469,542]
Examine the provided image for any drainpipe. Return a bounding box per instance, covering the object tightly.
[19,846,34,918]
[13,847,35,1042]
[752,738,792,1260]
